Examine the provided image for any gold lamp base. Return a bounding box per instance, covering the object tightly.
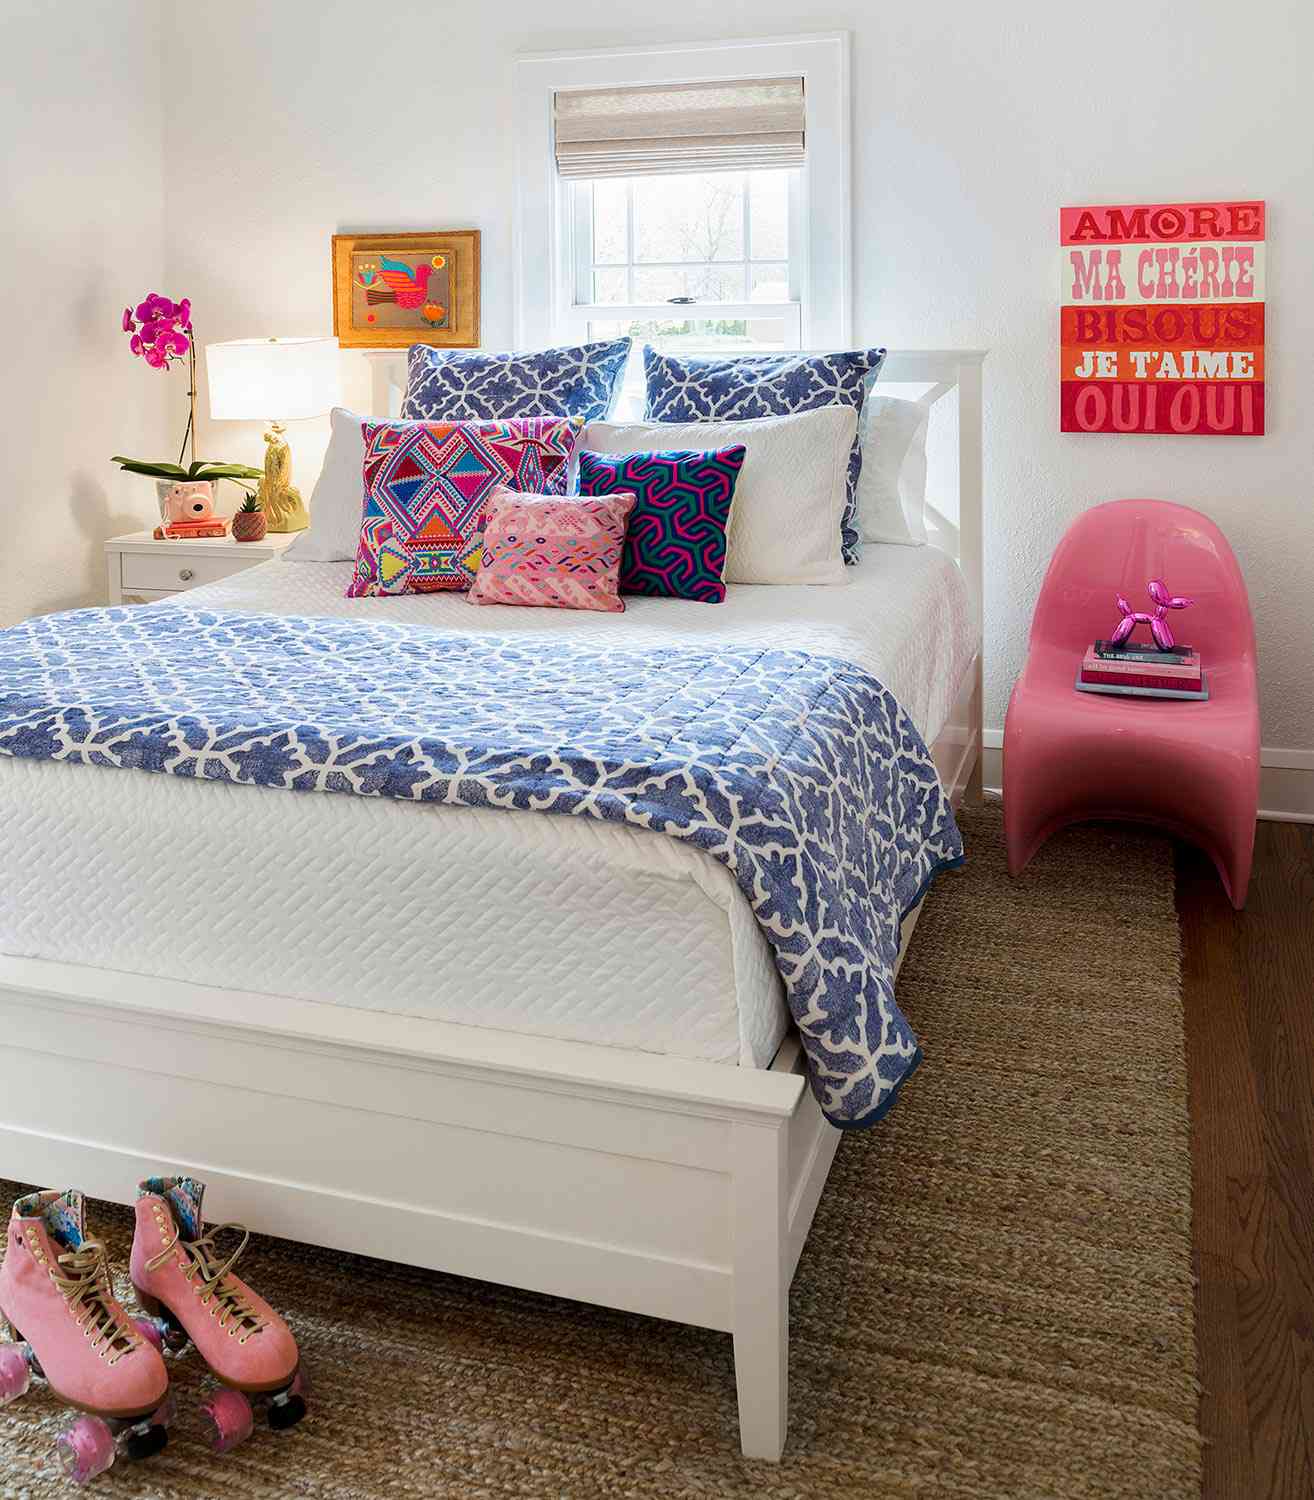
[256,422,310,532]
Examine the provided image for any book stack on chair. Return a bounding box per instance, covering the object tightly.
[1075,641,1209,700]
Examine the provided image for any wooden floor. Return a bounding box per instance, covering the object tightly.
[1178,819,1314,1500]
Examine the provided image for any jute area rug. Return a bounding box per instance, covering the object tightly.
[0,802,1200,1498]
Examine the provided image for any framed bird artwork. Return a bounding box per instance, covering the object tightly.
[331,230,480,349]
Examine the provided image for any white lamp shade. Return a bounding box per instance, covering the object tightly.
[206,337,342,421]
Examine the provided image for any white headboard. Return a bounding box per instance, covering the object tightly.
[362,348,985,639]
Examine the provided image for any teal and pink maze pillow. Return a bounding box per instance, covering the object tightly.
[347,416,581,596]
[467,488,637,612]
[576,447,746,603]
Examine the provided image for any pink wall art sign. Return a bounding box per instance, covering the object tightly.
[1060,200,1265,436]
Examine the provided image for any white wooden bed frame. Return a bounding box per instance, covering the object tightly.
[0,349,984,1460]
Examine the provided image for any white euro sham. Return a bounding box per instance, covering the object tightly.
[859,394,931,546]
[583,405,856,585]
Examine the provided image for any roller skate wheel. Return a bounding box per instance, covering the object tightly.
[201,1386,253,1453]
[0,1342,31,1407]
[267,1385,307,1431]
[55,1415,116,1485]
[134,1314,189,1354]
[120,1419,169,1462]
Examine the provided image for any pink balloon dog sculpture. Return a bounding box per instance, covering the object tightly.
[1110,578,1195,650]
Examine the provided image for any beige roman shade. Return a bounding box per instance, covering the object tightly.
[553,77,805,179]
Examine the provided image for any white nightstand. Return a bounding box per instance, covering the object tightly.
[104,529,300,604]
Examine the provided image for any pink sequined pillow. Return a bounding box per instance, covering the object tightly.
[467,487,636,612]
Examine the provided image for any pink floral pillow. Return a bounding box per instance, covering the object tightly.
[467,487,636,612]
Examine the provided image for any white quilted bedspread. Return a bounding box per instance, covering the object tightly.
[0,548,975,1067]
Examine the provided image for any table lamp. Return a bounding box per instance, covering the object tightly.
[206,337,342,532]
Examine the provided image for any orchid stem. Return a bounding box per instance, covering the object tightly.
[186,334,198,468]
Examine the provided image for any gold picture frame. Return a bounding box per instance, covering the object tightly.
[331,230,481,350]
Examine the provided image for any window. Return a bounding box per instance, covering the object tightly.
[583,170,791,299]
[561,168,802,411]
[514,34,851,378]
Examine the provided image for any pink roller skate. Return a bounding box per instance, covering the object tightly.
[130,1176,306,1453]
[0,1188,172,1484]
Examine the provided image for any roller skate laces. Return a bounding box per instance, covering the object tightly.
[51,1241,142,1366]
[145,1223,267,1345]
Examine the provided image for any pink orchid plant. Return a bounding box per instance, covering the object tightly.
[113,292,261,491]
[123,293,193,371]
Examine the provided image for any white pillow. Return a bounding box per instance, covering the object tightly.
[858,394,930,546]
[583,405,857,586]
[289,406,380,563]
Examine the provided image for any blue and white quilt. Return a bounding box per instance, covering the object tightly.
[0,607,963,1128]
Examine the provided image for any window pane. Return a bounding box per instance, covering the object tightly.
[633,173,744,263]
[632,264,746,303]
[583,320,628,341]
[749,263,790,301]
[592,267,629,304]
[585,316,794,418]
[748,171,790,260]
[588,318,791,353]
[591,180,628,264]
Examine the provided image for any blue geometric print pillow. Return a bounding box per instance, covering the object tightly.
[642,346,887,564]
[403,338,631,425]
[578,447,745,605]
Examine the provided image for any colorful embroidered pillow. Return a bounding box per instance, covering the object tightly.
[347,417,581,597]
[577,447,746,604]
[402,338,632,424]
[641,346,887,565]
[467,488,636,613]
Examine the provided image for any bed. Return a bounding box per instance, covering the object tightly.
[0,349,983,1459]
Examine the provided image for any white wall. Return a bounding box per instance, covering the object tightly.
[0,0,170,625]
[163,0,1313,757]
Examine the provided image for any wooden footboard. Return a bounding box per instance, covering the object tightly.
[0,951,815,1458]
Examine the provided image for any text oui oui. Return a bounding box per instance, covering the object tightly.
[1066,381,1260,434]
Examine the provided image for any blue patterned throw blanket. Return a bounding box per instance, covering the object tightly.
[0,607,963,1128]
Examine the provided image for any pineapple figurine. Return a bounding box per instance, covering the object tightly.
[232,492,267,543]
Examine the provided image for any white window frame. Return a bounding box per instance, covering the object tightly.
[513,33,851,352]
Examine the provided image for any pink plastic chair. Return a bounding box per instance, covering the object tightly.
[1004,498,1259,907]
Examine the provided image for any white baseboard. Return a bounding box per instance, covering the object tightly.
[1253,762,1314,823]
[980,731,1314,825]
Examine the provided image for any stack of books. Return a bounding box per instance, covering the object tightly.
[1076,640,1209,700]
[152,518,230,540]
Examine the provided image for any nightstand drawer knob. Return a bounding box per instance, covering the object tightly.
[178,568,195,582]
